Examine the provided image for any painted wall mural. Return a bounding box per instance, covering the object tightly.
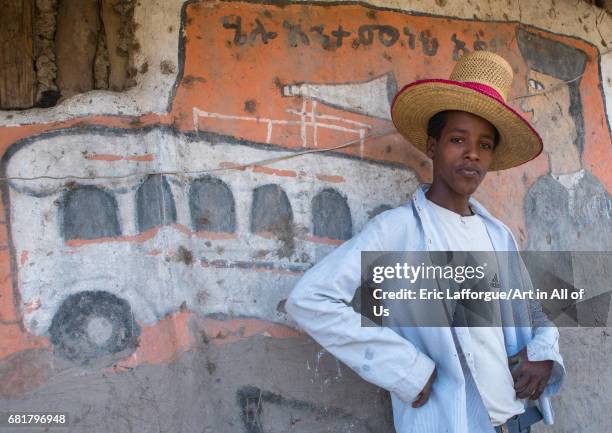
[170,1,611,247]
[0,1,610,430]
[3,126,416,363]
[515,28,612,251]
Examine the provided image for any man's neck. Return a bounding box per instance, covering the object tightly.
[425,183,473,216]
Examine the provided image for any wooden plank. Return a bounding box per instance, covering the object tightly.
[55,0,99,98]
[0,0,35,110]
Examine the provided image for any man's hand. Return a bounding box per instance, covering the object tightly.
[412,368,437,408]
[511,347,553,400]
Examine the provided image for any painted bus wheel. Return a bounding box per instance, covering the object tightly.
[49,291,139,363]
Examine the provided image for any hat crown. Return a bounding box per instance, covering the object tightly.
[449,51,514,101]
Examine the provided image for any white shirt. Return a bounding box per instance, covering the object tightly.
[286,184,564,433]
[427,199,525,426]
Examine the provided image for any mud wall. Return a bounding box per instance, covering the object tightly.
[0,1,611,432]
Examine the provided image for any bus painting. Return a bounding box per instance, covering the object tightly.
[3,126,418,362]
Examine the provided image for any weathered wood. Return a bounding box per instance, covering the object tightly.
[101,0,129,91]
[55,0,100,98]
[0,0,35,110]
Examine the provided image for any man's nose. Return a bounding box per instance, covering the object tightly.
[463,140,480,161]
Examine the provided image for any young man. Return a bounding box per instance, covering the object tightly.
[286,51,565,433]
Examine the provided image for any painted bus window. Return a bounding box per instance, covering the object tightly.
[136,175,177,232]
[251,184,293,233]
[189,176,236,233]
[60,185,121,241]
[312,188,352,240]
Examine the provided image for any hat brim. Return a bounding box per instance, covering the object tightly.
[391,80,543,171]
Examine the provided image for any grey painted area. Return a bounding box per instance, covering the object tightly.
[236,385,382,433]
[189,176,236,233]
[0,336,395,433]
[532,328,612,433]
[3,328,611,433]
[524,173,612,251]
[250,184,293,233]
[312,188,353,241]
[61,186,121,241]
[137,175,177,232]
[524,173,612,328]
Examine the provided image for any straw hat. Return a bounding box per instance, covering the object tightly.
[391,51,542,171]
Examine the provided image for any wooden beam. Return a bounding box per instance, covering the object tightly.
[55,0,99,98]
[0,0,35,110]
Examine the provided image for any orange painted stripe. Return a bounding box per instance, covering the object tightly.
[304,235,345,246]
[219,161,246,171]
[194,230,238,240]
[64,224,239,247]
[65,226,161,247]
[252,165,297,177]
[316,173,346,183]
[203,317,301,346]
[110,314,303,370]
[220,161,297,177]
[126,154,155,162]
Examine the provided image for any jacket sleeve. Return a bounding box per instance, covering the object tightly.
[516,246,566,397]
[285,212,436,404]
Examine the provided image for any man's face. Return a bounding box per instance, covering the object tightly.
[520,69,579,167]
[426,111,495,197]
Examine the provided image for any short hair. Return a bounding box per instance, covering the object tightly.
[427,110,500,146]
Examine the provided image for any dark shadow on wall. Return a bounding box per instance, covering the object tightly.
[237,385,392,433]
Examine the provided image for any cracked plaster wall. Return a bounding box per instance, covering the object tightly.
[0,1,611,433]
[0,0,609,127]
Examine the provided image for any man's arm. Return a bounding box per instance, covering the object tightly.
[515,253,566,399]
[285,211,436,405]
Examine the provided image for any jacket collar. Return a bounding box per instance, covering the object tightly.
[411,183,508,252]
[412,183,496,221]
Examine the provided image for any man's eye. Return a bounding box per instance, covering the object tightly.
[528,78,545,91]
[450,137,463,143]
[480,142,493,150]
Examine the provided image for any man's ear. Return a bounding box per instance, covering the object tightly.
[426,136,436,159]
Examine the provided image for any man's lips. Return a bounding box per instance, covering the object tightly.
[456,165,482,178]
